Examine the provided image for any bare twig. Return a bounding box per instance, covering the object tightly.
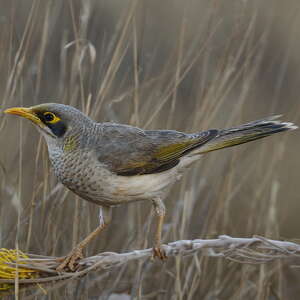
[1,235,300,289]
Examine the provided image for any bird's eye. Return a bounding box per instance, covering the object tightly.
[43,112,60,124]
[44,112,54,121]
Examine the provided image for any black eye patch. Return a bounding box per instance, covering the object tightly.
[36,111,67,137]
[47,122,67,137]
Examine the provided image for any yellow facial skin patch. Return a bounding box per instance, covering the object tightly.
[43,112,61,124]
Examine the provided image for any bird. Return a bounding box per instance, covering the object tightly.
[4,103,297,271]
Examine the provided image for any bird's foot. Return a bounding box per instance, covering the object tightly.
[152,245,167,260]
[56,247,84,272]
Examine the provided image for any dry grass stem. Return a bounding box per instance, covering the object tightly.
[1,234,300,293]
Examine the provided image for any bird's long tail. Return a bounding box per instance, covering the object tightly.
[197,116,297,154]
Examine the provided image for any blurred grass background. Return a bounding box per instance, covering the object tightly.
[0,0,299,299]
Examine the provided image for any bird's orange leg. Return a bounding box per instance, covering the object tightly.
[152,198,167,260]
[57,206,112,271]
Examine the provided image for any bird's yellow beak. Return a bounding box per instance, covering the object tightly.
[4,107,43,126]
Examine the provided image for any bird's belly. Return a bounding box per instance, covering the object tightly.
[50,151,196,206]
[65,168,181,206]
[100,158,198,205]
[112,155,200,203]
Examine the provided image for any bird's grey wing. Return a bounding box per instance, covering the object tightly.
[95,123,218,176]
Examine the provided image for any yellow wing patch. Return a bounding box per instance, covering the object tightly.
[154,140,198,162]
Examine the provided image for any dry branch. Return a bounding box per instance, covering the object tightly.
[1,235,300,290]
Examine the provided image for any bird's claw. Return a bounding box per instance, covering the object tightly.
[152,246,167,260]
[56,247,84,272]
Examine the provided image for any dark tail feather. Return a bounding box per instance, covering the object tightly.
[197,116,297,154]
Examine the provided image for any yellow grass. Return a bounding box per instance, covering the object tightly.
[0,249,37,291]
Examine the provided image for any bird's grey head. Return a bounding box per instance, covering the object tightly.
[4,103,94,149]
